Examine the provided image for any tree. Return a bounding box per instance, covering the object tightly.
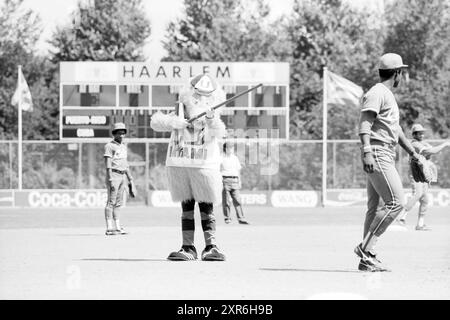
[384,0,450,138]
[285,0,385,139]
[0,0,44,140]
[162,0,285,61]
[51,0,151,62]
[40,0,152,140]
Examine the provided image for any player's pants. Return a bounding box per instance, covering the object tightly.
[105,171,127,220]
[404,180,429,216]
[363,146,405,240]
[222,177,245,221]
[181,199,216,247]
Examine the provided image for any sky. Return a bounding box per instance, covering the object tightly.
[16,0,383,61]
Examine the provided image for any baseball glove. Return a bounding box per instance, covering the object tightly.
[128,180,137,198]
[410,155,436,183]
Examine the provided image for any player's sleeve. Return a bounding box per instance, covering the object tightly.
[412,140,430,155]
[360,87,383,115]
[104,144,113,158]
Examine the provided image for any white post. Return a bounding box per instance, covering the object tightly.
[17,65,23,190]
[322,67,328,206]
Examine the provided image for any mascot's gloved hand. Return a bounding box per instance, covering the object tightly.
[171,117,189,130]
[191,118,206,130]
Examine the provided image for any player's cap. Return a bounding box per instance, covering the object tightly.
[190,74,217,96]
[112,122,127,134]
[411,124,426,133]
[379,53,408,70]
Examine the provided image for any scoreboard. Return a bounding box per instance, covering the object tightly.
[60,62,290,141]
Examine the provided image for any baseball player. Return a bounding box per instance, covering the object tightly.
[221,142,249,224]
[355,53,421,272]
[103,122,134,236]
[397,124,450,230]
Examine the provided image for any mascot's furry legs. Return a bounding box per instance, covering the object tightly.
[166,167,225,261]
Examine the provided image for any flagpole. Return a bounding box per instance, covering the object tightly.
[18,65,23,190]
[322,67,328,207]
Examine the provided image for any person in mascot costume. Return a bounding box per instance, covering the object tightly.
[150,74,227,261]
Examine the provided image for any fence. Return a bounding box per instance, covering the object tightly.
[1,140,449,205]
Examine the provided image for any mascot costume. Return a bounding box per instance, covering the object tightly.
[150,74,227,261]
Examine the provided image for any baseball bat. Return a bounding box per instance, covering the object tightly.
[187,83,263,123]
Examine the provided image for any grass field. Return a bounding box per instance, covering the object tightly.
[0,205,449,300]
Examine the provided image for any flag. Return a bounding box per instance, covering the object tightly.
[326,70,363,107]
[11,66,33,112]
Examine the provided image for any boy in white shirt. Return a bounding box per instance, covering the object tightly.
[220,142,249,224]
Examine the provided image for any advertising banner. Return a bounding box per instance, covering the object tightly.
[148,191,270,207]
[0,191,14,207]
[2,189,449,208]
[14,190,108,208]
[326,189,450,207]
[270,191,320,208]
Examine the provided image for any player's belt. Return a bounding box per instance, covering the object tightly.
[370,140,396,150]
[112,169,126,174]
[223,176,238,179]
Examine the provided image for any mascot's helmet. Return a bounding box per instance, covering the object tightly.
[190,74,217,96]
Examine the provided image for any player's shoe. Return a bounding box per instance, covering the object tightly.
[167,246,198,261]
[354,243,370,260]
[201,245,226,261]
[415,225,431,231]
[238,219,249,225]
[117,227,128,235]
[105,229,120,236]
[224,218,231,224]
[358,259,390,272]
[354,244,389,272]
[368,251,382,264]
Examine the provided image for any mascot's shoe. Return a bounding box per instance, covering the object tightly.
[105,229,120,236]
[201,245,226,261]
[415,225,431,231]
[167,246,198,261]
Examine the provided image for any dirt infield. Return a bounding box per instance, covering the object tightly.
[0,206,449,300]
